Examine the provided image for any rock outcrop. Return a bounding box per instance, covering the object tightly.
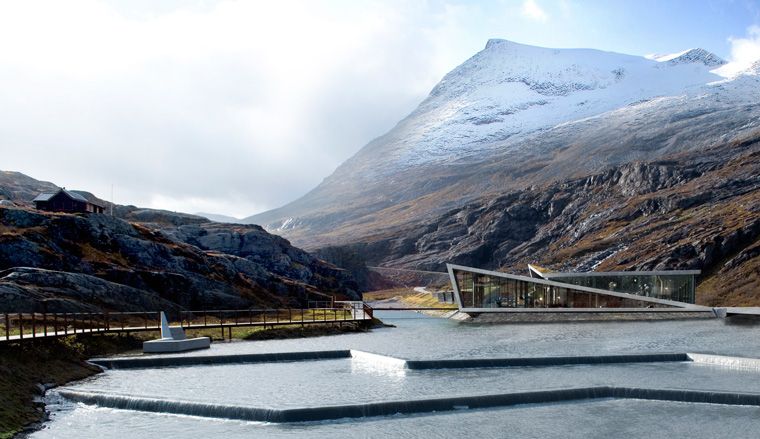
[327,140,760,305]
[0,206,359,313]
[0,267,180,313]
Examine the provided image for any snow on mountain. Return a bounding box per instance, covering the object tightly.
[746,59,760,75]
[650,48,727,67]
[247,40,758,246]
[344,40,723,180]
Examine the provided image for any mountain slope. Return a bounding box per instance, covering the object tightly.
[318,136,760,304]
[248,40,758,250]
[242,39,760,304]
[391,139,760,303]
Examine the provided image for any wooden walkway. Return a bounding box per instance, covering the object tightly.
[0,304,373,344]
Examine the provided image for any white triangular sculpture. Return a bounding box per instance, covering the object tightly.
[143,311,210,353]
[160,311,172,339]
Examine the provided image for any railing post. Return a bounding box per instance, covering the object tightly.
[263,309,267,326]
[64,313,68,335]
[4,313,9,341]
[289,308,292,323]
[19,313,23,340]
[301,308,304,327]
[43,312,47,336]
[204,310,207,327]
[220,311,225,340]
[105,312,110,331]
[249,309,253,325]
[32,313,36,338]
[276,309,279,324]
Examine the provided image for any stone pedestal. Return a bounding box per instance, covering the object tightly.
[142,312,211,353]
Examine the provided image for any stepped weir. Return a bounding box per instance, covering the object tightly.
[60,350,760,423]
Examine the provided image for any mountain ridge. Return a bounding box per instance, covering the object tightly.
[241,39,759,304]
[246,40,758,248]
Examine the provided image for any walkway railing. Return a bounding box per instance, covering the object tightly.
[0,302,371,344]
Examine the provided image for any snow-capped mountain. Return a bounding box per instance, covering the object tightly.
[247,39,760,249]
[331,40,723,179]
[650,48,728,67]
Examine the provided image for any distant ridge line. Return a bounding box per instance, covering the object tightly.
[366,266,448,275]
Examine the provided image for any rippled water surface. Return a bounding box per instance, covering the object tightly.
[124,312,760,359]
[34,399,760,439]
[34,312,760,438]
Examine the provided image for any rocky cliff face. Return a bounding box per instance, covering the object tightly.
[334,138,760,305]
[0,206,358,313]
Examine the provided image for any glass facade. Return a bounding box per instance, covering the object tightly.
[453,269,677,310]
[545,274,695,304]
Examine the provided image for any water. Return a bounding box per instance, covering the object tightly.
[123,312,760,360]
[33,313,760,438]
[34,400,760,439]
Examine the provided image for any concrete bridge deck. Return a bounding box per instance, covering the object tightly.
[723,307,760,316]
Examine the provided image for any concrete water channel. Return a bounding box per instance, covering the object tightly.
[32,312,760,438]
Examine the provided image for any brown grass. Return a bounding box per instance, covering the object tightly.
[0,335,143,438]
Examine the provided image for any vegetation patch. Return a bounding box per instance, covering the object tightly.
[0,335,144,438]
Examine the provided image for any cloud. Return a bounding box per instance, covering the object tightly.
[716,25,760,76]
[0,0,482,217]
[521,0,548,22]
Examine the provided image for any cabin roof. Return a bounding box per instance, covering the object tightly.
[33,188,98,205]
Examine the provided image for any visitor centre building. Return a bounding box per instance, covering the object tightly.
[447,264,709,314]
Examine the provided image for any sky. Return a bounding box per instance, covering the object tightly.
[1,0,759,218]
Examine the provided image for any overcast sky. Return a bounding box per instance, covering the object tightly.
[1,0,759,218]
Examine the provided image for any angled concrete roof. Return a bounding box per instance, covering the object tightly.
[528,263,700,278]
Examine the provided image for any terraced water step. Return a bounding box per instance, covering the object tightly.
[94,350,760,370]
[58,386,760,423]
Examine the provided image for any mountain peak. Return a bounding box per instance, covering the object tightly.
[484,38,515,49]
[655,48,726,67]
